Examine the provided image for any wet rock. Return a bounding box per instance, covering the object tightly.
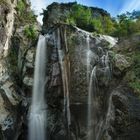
[114,54,131,71]
[25,49,35,64]
[0,80,22,139]
[106,87,140,140]
[99,35,118,48]
[1,81,21,105]
[23,76,33,87]
[52,62,60,76]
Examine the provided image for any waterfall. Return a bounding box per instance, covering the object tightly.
[86,34,90,82]
[87,66,98,140]
[100,35,118,48]
[87,41,113,140]
[28,35,47,140]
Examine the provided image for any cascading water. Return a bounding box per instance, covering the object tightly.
[87,66,98,140]
[86,35,114,140]
[28,35,47,140]
[86,34,90,82]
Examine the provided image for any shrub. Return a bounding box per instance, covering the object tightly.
[66,3,114,34]
[16,0,26,16]
[67,4,93,31]
[16,0,36,23]
[129,81,140,94]
[24,25,37,40]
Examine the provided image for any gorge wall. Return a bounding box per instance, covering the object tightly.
[42,24,140,140]
[0,1,140,140]
[0,0,39,139]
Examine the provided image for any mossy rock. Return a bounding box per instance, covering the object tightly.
[114,54,132,71]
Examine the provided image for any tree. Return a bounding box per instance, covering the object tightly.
[103,16,115,35]
[69,4,92,31]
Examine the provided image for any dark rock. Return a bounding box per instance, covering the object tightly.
[106,87,140,140]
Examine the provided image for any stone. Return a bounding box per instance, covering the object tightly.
[1,81,21,105]
[23,76,33,87]
[0,81,21,132]
[105,87,140,140]
[52,62,60,76]
[25,49,35,63]
[114,54,131,71]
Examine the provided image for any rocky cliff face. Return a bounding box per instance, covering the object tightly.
[41,23,140,140]
[0,1,140,140]
[0,0,39,139]
[42,2,110,29]
[0,1,21,139]
[41,3,140,140]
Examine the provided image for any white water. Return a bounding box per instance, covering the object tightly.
[87,66,97,140]
[28,35,47,140]
[100,35,118,48]
[86,34,91,83]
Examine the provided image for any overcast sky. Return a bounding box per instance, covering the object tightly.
[30,0,140,24]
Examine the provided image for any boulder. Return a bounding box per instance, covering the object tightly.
[114,54,131,71]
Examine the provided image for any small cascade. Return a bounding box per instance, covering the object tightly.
[55,28,71,138]
[104,94,115,140]
[101,52,112,82]
[100,35,118,48]
[75,27,92,82]
[87,66,98,140]
[87,40,113,140]
[86,34,90,82]
[28,35,47,140]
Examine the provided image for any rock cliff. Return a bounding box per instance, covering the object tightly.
[0,0,39,139]
[0,1,140,140]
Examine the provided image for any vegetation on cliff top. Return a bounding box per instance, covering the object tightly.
[67,3,140,37]
[66,3,115,34]
[43,2,140,37]
[16,0,38,40]
[16,0,36,23]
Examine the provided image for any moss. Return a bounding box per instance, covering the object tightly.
[129,81,140,94]
[0,0,9,5]
[124,52,140,94]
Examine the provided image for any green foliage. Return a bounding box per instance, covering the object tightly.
[103,16,115,35]
[133,53,140,78]
[126,53,140,94]
[66,3,140,36]
[0,0,8,5]
[90,18,103,33]
[67,4,93,31]
[66,3,115,34]
[129,81,140,94]
[16,0,25,14]
[16,0,36,23]
[24,25,37,40]
[113,11,140,37]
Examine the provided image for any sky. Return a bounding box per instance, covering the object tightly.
[30,0,140,24]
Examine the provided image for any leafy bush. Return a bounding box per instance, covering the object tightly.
[24,25,37,40]
[16,0,25,14]
[113,11,140,37]
[90,18,103,33]
[66,3,115,34]
[67,4,93,31]
[66,4,140,36]
[129,81,140,94]
[127,53,140,94]
[16,0,36,23]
